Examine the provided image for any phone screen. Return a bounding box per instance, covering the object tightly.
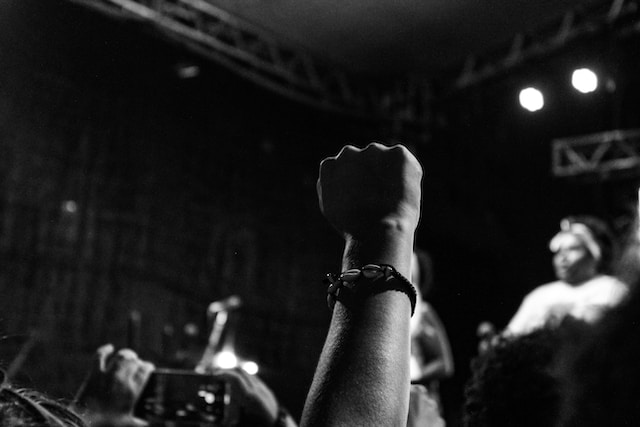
[134,369,227,425]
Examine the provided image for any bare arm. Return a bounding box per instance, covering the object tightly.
[301,143,423,427]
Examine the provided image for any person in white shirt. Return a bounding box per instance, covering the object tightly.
[506,215,628,336]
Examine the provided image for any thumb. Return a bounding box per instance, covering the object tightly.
[95,344,115,372]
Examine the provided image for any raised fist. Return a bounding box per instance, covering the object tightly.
[317,143,422,240]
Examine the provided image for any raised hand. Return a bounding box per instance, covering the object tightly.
[74,344,155,426]
[317,143,422,241]
[209,368,293,426]
[318,142,423,277]
[302,143,424,427]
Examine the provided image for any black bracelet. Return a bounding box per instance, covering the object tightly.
[324,264,417,316]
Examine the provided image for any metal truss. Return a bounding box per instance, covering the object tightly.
[67,0,429,124]
[454,0,640,90]
[552,129,640,178]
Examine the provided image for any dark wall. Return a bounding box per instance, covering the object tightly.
[0,0,387,416]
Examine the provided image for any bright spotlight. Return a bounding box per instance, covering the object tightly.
[241,361,259,375]
[214,351,238,369]
[519,87,544,112]
[571,68,598,93]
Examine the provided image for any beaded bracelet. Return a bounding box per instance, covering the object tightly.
[324,264,417,316]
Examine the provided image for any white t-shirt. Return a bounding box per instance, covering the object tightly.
[506,275,628,335]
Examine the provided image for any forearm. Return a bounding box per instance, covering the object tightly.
[301,231,414,427]
[340,221,415,276]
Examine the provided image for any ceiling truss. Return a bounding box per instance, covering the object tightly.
[454,0,640,90]
[552,129,640,178]
[67,0,429,125]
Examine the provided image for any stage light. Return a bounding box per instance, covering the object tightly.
[241,361,259,375]
[519,87,544,112]
[214,351,238,369]
[571,68,598,93]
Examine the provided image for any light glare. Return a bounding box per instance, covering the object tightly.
[519,87,544,112]
[62,200,78,214]
[215,351,238,369]
[571,68,598,93]
[241,361,259,375]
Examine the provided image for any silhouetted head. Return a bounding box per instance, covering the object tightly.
[557,276,640,426]
[0,370,86,427]
[464,323,577,427]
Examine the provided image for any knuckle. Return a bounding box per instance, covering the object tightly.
[319,157,334,171]
[337,144,360,157]
[363,141,389,153]
[116,349,138,361]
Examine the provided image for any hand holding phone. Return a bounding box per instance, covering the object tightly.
[74,344,155,426]
[134,369,227,425]
[209,368,279,426]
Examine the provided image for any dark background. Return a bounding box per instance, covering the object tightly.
[0,0,638,424]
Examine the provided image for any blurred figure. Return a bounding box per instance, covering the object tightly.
[73,344,154,427]
[74,344,296,427]
[409,249,454,411]
[209,368,297,427]
[407,385,445,427]
[506,215,628,335]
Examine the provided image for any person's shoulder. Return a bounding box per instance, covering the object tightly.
[524,281,569,299]
[591,274,625,285]
[505,282,565,336]
[584,275,627,291]
[587,275,629,298]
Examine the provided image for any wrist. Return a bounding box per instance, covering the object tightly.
[343,226,415,277]
[326,264,418,316]
[346,217,417,240]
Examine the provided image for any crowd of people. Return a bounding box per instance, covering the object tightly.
[1,142,639,426]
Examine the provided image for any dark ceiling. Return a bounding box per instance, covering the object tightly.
[207,0,602,75]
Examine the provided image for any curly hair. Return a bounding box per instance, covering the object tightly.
[0,371,86,427]
[463,326,566,427]
[557,282,640,426]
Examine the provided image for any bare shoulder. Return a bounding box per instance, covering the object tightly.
[523,281,569,301]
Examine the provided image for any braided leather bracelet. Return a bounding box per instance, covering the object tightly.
[324,264,417,316]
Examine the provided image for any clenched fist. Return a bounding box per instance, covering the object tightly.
[318,143,422,241]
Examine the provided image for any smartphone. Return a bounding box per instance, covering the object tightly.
[134,369,228,425]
